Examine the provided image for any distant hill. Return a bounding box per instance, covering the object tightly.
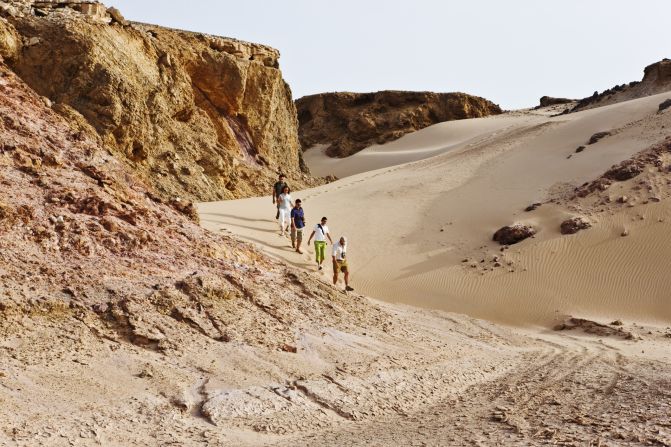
[296,91,502,158]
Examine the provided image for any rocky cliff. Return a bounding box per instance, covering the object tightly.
[296,91,502,158]
[0,0,316,202]
[571,58,671,112]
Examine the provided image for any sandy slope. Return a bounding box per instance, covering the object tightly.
[199,91,671,326]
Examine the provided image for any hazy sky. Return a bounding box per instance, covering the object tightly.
[107,0,670,109]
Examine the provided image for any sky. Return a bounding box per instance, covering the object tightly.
[107,0,671,110]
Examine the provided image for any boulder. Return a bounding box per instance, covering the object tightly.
[492,224,536,245]
[560,217,591,235]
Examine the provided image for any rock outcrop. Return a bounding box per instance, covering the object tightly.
[0,1,316,202]
[296,91,502,158]
[571,59,671,112]
[492,224,536,245]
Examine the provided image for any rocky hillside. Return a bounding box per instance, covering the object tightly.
[0,0,316,202]
[296,91,502,158]
[571,58,671,112]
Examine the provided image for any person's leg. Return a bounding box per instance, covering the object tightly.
[316,241,325,268]
[290,225,296,248]
[333,261,339,284]
[296,229,303,253]
[279,209,288,234]
[343,265,353,291]
[314,241,321,265]
[275,202,280,220]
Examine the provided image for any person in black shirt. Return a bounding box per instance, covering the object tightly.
[272,174,287,220]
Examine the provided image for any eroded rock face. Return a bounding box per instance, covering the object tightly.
[296,91,502,158]
[0,1,316,202]
[492,224,536,245]
[571,59,671,112]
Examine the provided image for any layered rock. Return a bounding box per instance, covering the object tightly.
[0,1,315,202]
[571,59,671,112]
[296,91,502,158]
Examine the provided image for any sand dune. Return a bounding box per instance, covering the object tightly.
[198,90,671,326]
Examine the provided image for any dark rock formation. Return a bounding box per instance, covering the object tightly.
[604,160,644,181]
[538,96,574,107]
[296,91,502,158]
[524,203,542,212]
[659,99,671,113]
[588,132,611,145]
[571,59,671,112]
[560,217,591,235]
[492,224,536,245]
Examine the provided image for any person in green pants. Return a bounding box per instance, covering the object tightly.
[307,216,333,270]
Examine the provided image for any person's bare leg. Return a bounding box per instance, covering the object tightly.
[344,271,349,287]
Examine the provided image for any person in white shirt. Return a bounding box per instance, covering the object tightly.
[332,236,353,291]
[277,185,293,236]
[307,216,333,270]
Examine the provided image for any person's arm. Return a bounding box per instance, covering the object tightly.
[272,185,276,203]
[290,210,296,229]
[307,230,315,244]
[327,233,333,244]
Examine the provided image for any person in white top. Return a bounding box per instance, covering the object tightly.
[332,236,353,292]
[277,185,293,236]
[307,216,333,270]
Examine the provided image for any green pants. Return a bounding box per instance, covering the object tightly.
[314,241,326,263]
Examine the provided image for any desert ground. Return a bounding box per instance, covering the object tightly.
[195,91,671,445]
[1,2,670,445]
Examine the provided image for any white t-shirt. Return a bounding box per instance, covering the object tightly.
[332,243,346,261]
[278,193,292,210]
[313,224,329,242]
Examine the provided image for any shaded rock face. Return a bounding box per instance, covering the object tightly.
[0,1,315,202]
[492,224,536,245]
[560,217,591,235]
[571,59,671,112]
[296,91,502,158]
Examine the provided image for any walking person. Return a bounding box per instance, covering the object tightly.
[332,236,354,292]
[307,217,333,270]
[277,185,293,236]
[290,199,306,253]
[272,174,287,220]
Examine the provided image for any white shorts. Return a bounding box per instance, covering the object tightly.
[278,208,291,227]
